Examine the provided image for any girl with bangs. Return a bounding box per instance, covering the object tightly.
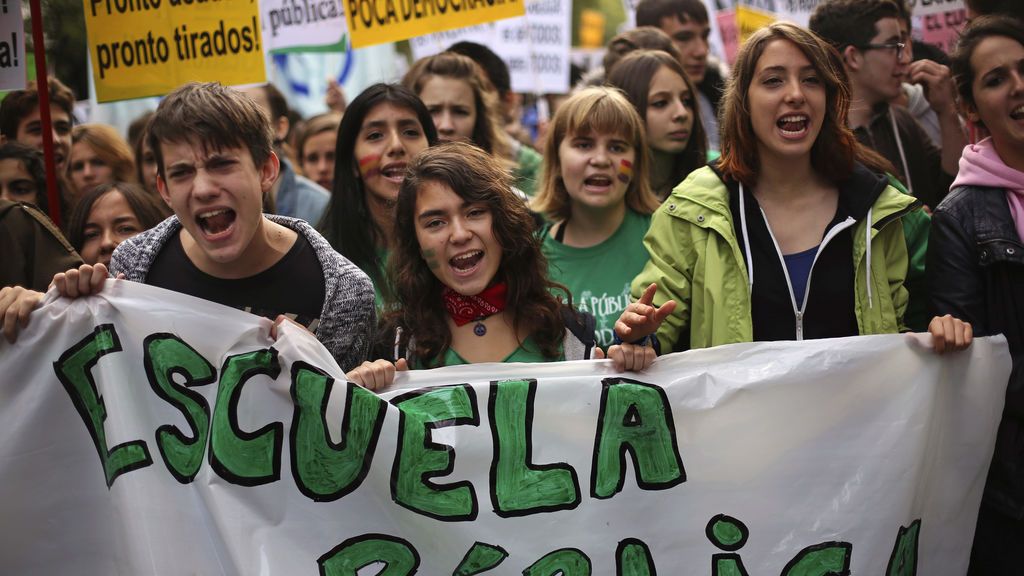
[607,49,709,200]
[533,87,661,348]
[614,22,970,354]
[401,52,541,196]
[345,142,653,390]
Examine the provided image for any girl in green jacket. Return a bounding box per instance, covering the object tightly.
[614,22,971,354]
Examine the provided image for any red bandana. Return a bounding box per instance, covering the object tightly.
[442,282,508,326]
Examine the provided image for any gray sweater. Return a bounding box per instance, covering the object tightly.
[110,214,376,372]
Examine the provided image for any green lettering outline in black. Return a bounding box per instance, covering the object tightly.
[779,541,852,576]
[53,323,152,487]
[885,519,920,576]
[452,541,509,575]
[522,547,593,575]
[208,347,283,486]
[488,378,581,518]
[289,361,387,501]
[616,538,657,575]
[590,377,686,499]
[317,532,420,576]
[143,333,215,484]
[706,514,751,576]
[390,384,480,522]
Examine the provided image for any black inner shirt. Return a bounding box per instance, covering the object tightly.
[146,232,326,332]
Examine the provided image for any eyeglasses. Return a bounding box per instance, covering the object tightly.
[857,42,906,60]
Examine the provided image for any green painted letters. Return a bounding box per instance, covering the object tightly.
[290,362,386,501]
[453,541,509,575]
[523,548,592,576]
[780,542,852,576]
[209,348,283,486]
[591,378,685,499]
[489,379,580,517]
[144,334,215,483]
[616,538,656,575]
[53,324,152,487]
[886,520,920,576]
[318,533,419,576]
[391,384,479,521]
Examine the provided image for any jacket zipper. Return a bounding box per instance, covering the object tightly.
[761,212,858,341]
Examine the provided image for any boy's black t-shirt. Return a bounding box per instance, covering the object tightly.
[145,233,326,332]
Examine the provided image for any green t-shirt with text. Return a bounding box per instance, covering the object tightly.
[542,209,652,348]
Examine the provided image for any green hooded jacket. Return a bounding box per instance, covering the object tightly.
[630,166,921,352]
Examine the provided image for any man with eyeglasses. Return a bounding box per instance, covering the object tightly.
[811,0,965,211]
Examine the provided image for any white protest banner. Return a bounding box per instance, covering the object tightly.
[0,0,25,90]
[260,0,348,52]
[409,0,570,94]
[0,280,1011,574]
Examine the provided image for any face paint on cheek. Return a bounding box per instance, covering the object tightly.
[422,248,440,270]
[617,159,633,184]
[358,154,382,179]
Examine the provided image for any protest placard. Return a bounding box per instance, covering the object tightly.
[0,280,1011,574]
[736,2,776,43]
[909,0,964,17]
[82,0,265,102]
[260,0,347,53]
[0,0,25,90]
[344,0,525,49]
[409,0,570,94]
[916,0,966,55]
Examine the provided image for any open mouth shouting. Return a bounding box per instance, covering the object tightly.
[777,114,811,139]
[1011,104,1024,121]
[380,162,407,184]
[450,249,484,276]
[583,174,614,192]
[197,208,236,239]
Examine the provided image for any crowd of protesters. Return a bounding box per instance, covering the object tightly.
[0,0,1021,571]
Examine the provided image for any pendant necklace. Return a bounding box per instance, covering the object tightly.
[473,319,487,337]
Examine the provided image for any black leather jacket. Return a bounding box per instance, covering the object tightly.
[929,184,1024,518]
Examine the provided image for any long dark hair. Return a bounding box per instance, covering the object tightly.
[318,83,438,287]
[607,50,708,195]
[386,142,569,365]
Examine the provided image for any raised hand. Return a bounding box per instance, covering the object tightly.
[614,283,676,343]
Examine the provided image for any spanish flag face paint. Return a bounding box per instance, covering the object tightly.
[618,159,633,184]
[357,154,382,179]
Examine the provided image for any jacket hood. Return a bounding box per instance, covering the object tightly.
[706,161,891,222]
[952,137,1024,193]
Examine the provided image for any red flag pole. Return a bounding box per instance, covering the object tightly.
[28,0,62,227]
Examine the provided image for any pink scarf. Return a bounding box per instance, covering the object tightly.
[952,138,1024,243]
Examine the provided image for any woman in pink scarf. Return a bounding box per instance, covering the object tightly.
[929,15,1024,574]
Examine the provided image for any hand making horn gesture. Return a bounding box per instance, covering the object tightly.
[613,283,677,346]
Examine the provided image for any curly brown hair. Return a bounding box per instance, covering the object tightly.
[384,142,570,365]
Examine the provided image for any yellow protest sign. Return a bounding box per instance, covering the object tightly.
[83,0,265,103]
[735,5,776,44]
[344,0,525,49]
